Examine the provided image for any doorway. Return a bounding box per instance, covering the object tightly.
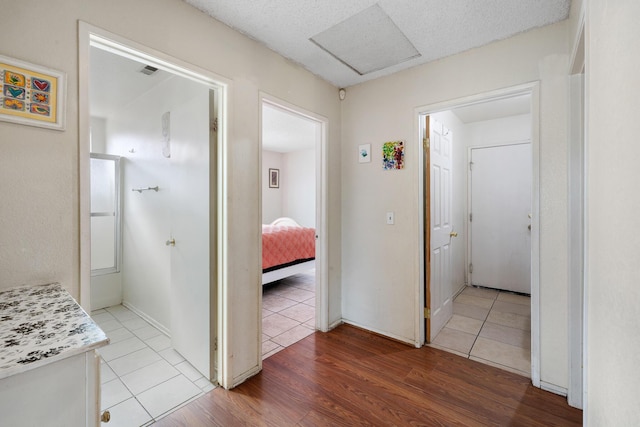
[469,141,532,294]
[259,97,326,358]
[79,25,224,423]
[420,85,540,380]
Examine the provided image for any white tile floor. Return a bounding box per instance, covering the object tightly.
[262,269,316,359]
[91,305,215,426]
[430,286,532,377]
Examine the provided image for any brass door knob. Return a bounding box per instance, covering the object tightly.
[450,231,458,238]
[166,238,176,246]
[101,410,111,423]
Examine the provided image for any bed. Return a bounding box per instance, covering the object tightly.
[262,217,315,285]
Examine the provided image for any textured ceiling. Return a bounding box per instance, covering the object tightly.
[184,0,571,88]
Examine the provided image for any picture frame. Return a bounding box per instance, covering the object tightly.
[0,54,66,130]
[358,143,371,163]
[269,168,280,188]
[382,140,405,170]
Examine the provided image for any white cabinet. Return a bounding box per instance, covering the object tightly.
[0,283,108,426]
[0,351,101,426]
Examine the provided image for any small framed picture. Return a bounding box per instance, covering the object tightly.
[358,143,371,163]
[0,54,66,130]
[269,168,280,188]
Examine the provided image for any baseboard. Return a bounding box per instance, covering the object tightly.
[327,318,343,331]
[341,319,417,347]
[232,365,261,389]
[122,301,171,337]
[540,381,568,397]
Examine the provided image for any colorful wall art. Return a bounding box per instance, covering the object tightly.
[0,55,65,130]
[382,141,404,170]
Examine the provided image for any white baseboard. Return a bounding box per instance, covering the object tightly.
[122,301,171,337]
[232,366,261,389]
[341,319,417,347]
[540,381,568,397]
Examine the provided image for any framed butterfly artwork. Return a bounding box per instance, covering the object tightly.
[0,55,66,130]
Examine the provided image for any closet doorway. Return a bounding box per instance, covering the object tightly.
[420,85,540,381]
[260,98,327,359]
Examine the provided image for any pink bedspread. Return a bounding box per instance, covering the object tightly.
[262,224,315,270]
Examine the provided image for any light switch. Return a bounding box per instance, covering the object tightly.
[386,211,394,225]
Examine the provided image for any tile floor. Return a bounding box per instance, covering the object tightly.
[262,269,316,359]
[430,286,532,377]
[91,305,215,427]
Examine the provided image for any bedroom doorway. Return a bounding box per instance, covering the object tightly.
[260,98,326,359]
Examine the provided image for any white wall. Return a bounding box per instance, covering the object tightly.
[283,148,316,228]
[90,117,107,153]
[341,21,570,390]
[104,75,209,331]
[0,0,342,388]
[586,0,640,424]
[262,150,284,223]
[262,148,316,228]
[465,114,531,147]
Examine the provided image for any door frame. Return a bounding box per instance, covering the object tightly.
[416,82,541,385]
[258,94,330,339]
[78,22,230,384]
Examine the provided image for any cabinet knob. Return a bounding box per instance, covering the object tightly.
[101,410,111,423]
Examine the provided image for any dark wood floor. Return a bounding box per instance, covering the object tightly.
[155,324,582,426]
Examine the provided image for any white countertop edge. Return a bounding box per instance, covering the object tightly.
[0,336,109,380]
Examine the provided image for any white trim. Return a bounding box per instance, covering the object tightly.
[414,82,541,385]
[569,2,586,75]
[567,73,585,410]
[77,21,230,387]
[582,3,590,422]
[259,93,330,337]
[122,301,171,337]
[530,84,541,388]
[342,319,418,347]
[232,366,262,389]
[541,381,569,397]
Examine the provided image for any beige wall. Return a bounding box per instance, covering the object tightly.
[586,0,640,424]
[0,0,341,387]
[341,21,570,389]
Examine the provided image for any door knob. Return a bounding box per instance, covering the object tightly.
[450,231,458,238]
[101,410,111,423]
[166,238,175,246]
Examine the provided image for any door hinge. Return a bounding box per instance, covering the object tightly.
[423,137,430,151]
[469,161,473,171]
[211,117,218,132]
[424,307,430,319]
[469,212,473,222]
[469,263,473,274]
[213,336,218,352]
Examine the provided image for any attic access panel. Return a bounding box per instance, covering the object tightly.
[310,4,421,76]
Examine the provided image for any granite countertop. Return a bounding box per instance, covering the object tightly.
[0,283,108,380]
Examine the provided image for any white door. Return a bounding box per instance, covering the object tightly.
[429,117,454,339]
[169,88,213,378]
[470,143,531,293]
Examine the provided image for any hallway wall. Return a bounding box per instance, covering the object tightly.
[341,21,570,390]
